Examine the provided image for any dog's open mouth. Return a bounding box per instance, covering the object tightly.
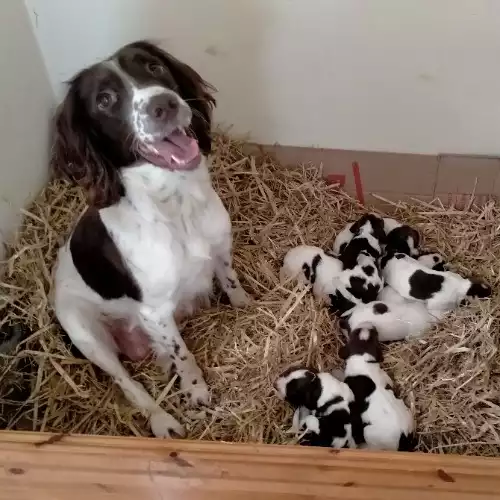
[138,128,201,171]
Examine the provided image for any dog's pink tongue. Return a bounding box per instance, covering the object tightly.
[155,130,199,168]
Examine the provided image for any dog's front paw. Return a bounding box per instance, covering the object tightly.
[184,379,211,407]
[229,288,252,308]
[150,410,186,438]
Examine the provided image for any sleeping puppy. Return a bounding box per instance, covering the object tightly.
[338,215,386,268]
[332,252,384,313]
[339,300,437,342]
[340,324,416,451]
[382,253,491,314]
[275,367,355,449]
[280,245,343,300]
[333,214,386,257]
[383,219,420,258]
[280,245,380,316]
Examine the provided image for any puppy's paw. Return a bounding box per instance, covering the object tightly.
[150,411,185,438]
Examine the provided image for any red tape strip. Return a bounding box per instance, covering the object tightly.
[352,161,365,205]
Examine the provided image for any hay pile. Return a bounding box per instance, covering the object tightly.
[1,134,500,456]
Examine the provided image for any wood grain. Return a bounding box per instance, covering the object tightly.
[0,431,498,499]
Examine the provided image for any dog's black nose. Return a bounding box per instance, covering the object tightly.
[148,94,179,122]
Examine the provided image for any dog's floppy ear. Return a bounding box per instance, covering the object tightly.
[130,41,216,155]
[51,71,124,208]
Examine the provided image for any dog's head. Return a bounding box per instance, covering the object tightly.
[52,41,216,207]
[339,323,383,363]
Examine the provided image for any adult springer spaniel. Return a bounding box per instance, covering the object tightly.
[51,41,250,438]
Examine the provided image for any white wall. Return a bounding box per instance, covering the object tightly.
[25,0,500,156]
[0,2,54,259]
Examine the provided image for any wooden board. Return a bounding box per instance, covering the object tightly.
[0,431,498,499]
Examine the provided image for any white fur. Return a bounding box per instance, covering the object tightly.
[382,254,470,313]
[280,246,343,300]
[377,285,408,304]
[341,300,437,341]
[344,353,414,450]
[54,157,250,438]
[132,86,190,143]
[332,222,354,255]
[417,252,445,270]
[382,217,402,234]
[316,372,354,410]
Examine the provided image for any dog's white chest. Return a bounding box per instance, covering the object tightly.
[101,164,231,307]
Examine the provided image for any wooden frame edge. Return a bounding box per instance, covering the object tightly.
[0,431,499,499]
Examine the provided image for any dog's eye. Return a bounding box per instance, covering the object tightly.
[147,63,165,76]
[96,92,114,110]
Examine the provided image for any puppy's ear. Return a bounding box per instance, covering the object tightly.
[350,215,368,235]
[338,344,349,360]
[338,317,350,332]
[409,227,420,248]
[371,216,387,244]
[129,41,216,154]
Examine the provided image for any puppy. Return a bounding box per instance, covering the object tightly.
[280,245,343,300]
[332,252,384,312]
[340,324,416,450]
[275,367,355,449]
[382,253,491,313]
[338,215,386,269]
[384,225,420,258]
[339,300,437,342]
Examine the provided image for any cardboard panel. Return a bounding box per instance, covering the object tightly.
[353,152,438,195]
[435,155,500,195]
[244,143,500,206]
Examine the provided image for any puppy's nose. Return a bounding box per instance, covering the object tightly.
[148,94,179,122]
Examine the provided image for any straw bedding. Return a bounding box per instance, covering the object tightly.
[1,134,499,456]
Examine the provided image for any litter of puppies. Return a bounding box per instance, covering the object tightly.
[0,134,498,456]
[279,205,492,451]
[281,211,491,341]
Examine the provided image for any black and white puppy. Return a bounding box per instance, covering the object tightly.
[280,245,343,298]
[280,245,380,316]
[340,324,416,451]
[339,299,436,342]
[51,41,251,438]
[382,253,491,314]
[338,215,386,268]
[333,214,386,257]
[275,367,355,449]
[383,219,420,258]
[333,252,384,311]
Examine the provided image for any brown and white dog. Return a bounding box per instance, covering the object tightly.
[52,41,250,438]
